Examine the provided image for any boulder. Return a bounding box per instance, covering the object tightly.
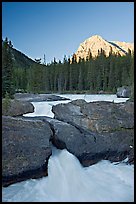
[34,116,133,167]
[2,116,52,187]
[14,93,70,102]
[52,100,134,133]
[51,100,134,165]
[116,86,131,98]
[2,99,34,116]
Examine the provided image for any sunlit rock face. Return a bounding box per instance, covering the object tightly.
[111,41,134,53]
[74,35,134,62]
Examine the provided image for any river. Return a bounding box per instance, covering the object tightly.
[2,94,134,202]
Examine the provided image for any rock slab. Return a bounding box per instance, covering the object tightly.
[2,99,34,116]
[14,93,70,102]
[2,116,52,186]
[37,116,134,167]
[52,100,134,165]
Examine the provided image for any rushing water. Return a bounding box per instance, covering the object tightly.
[24,94,129,118]
[2,94,134,202]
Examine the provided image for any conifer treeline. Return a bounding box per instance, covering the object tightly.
[2,37,15,97]
[2,38,134,97]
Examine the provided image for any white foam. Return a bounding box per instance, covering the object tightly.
[24,94,129,118]
[2,147,134,202]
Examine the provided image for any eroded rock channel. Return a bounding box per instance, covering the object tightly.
[2,96,134,186]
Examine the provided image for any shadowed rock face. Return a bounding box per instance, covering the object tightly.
[2,116,52,187]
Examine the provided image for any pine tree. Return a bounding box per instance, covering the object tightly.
[2,37,15,98]
[78,58,83,90]
[43,54,46,65]
[72,53,77,64]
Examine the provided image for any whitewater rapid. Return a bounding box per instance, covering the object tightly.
[2,94,134,202]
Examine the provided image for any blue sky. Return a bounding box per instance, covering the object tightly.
[2,2,134,64]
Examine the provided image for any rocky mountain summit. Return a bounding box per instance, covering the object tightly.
[74,35,134,62]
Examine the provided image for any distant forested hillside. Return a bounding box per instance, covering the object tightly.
[11,47,36,69]
[2,38,134,99]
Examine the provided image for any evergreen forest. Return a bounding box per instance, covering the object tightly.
[2,38,134,98]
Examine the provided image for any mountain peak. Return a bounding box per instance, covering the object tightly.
[85,35,107,43]
[89,35,104,40]
[74,35,134,62]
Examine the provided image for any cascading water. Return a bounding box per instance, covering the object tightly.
[2,146,134,202]
[2,94,134,202]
